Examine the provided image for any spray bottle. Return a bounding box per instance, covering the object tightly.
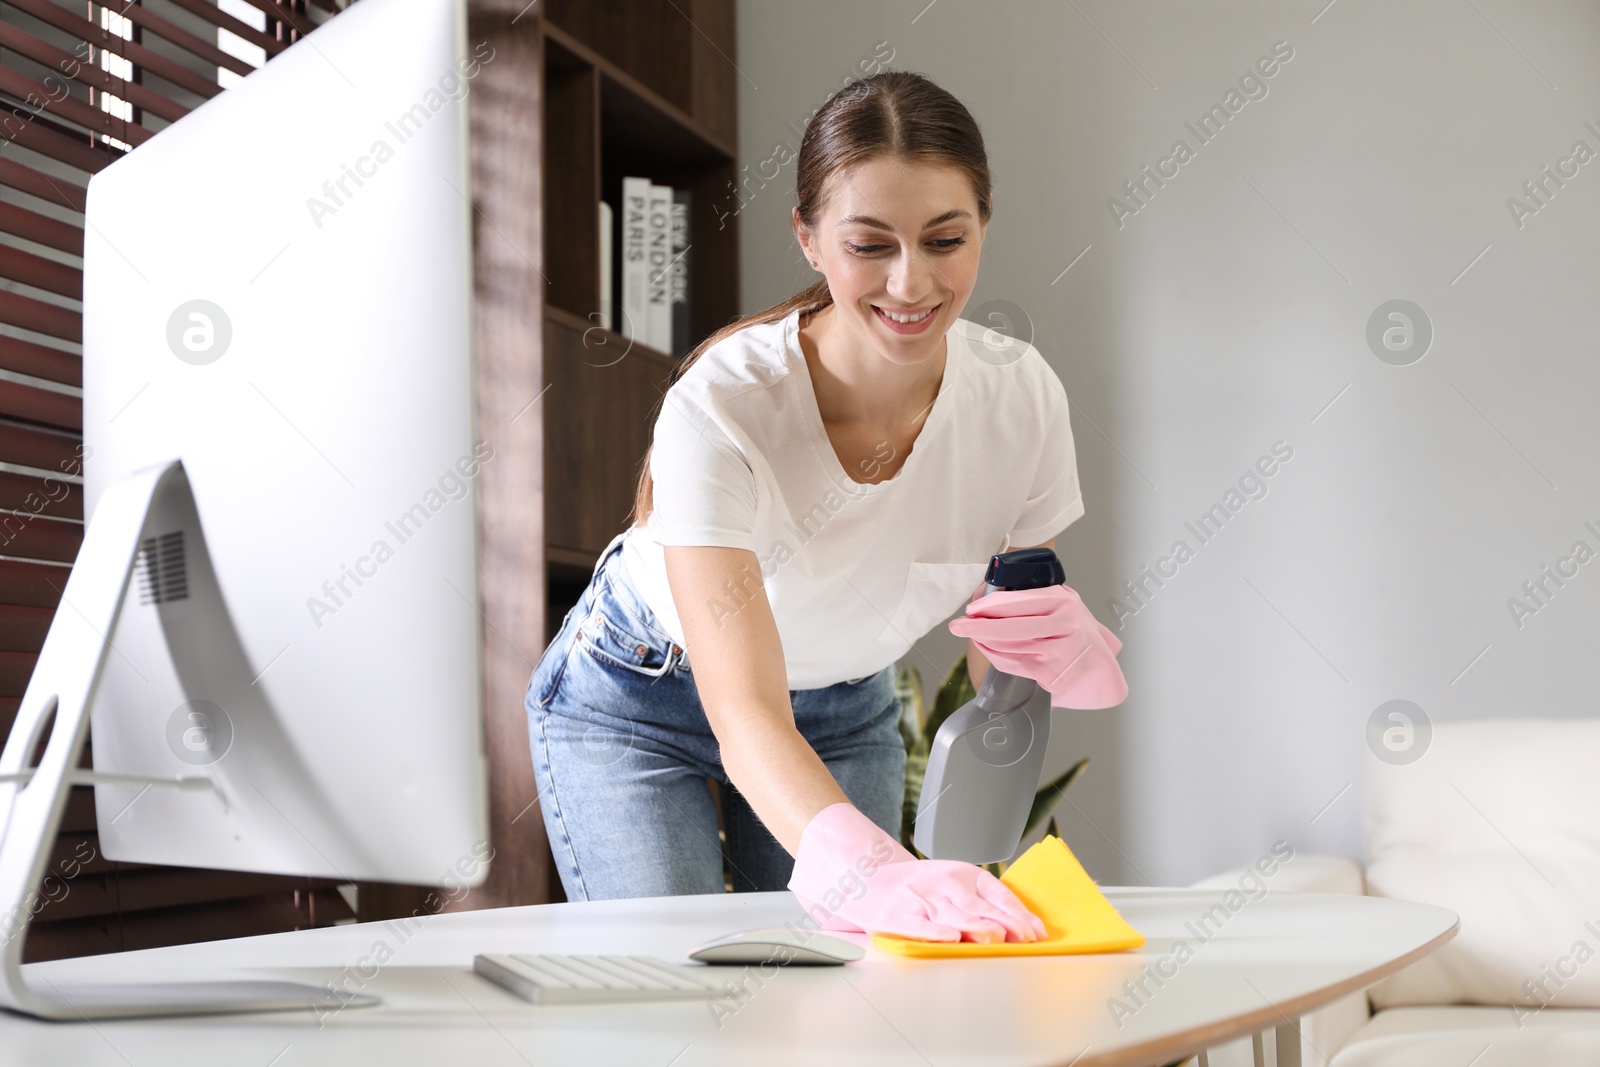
[913,546,1070,865]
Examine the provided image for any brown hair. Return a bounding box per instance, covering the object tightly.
[628,70,993,528]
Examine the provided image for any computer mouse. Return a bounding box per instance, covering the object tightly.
[685,926,865,966]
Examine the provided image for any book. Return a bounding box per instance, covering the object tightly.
[598,199,613,332]
[645,182,673,353]
[619,176,651,342]
[669,189,691,357]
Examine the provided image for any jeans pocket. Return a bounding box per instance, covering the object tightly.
[530,611,580,709]
[575,585,680,680]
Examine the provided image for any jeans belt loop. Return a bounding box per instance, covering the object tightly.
[593,529,627,579]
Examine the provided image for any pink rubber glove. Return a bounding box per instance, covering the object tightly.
[947,585,1128,709]
[787,803,1047,943]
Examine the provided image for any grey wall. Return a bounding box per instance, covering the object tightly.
[735,0,1600,886]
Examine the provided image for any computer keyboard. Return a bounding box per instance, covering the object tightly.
[473,953,727,1005]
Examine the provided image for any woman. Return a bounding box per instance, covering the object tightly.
[524,70,1126,944]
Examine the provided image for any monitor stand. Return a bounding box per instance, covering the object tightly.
[0,459,378,1021]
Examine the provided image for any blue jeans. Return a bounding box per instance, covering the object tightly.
[525,532,906,902]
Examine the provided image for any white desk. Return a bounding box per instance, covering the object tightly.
[3,887,1456,1066]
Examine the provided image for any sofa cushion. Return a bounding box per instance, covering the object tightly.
[1189,854,1365,896]
[1363,717,1600,1009]
[1329,1006,1600,1066]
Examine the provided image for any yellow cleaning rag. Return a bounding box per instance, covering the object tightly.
[871,834,1145,958]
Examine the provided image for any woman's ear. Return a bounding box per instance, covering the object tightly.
[793,206,814,267]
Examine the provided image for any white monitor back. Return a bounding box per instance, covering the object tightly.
[79,0,488,885]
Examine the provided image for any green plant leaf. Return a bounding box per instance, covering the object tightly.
[901,736,929,853]
[924,653,975,742]
[900,654,970,852]
[893,665,924,754]
[1022,757,1088,842]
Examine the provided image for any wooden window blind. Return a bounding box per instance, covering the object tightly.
[0,0,354,963]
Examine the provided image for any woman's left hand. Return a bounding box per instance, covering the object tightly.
[947,585,1128,709]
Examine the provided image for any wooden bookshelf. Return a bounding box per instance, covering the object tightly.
[536,3,739,627]
[359,0,740,918]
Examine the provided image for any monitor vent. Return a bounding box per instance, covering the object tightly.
[135,531,189,605]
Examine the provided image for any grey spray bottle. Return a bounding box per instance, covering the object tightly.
[912,547,1065,865]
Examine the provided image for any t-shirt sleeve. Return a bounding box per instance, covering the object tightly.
[1007,372,1086,548]
[648,392,759,551]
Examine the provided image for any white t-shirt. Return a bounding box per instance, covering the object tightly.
[619,306,1085,690]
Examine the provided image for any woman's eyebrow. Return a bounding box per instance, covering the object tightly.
[836,209,972,229]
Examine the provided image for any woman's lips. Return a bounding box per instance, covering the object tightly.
[872,302,940,334]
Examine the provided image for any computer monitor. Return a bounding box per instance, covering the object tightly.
[0,0,486,1019]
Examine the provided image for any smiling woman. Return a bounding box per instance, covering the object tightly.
[794,159,983,463]
[523,71,1110,946]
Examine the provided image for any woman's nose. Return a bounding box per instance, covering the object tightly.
[886,247,936,302]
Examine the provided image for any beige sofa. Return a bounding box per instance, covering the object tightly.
[1190,717,1600,1066]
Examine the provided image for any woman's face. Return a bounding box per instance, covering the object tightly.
[796,156,986,367]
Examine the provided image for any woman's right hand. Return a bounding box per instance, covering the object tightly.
[787,802,1047,943]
